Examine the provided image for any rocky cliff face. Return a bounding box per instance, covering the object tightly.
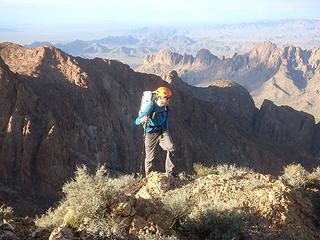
[254,100,315,148]
[137,42,320,121]
[163,71,320,155]
[0,43,319,207]
[163,71,257,133]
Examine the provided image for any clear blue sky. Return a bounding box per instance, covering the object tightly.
[1,0,319,43]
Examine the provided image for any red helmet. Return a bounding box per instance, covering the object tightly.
[155,87,171,98]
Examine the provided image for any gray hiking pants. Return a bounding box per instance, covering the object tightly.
[144,131,175,176]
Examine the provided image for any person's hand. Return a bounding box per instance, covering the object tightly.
[140,116,148,125]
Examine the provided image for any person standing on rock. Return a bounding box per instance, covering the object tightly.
[135,87,176,176]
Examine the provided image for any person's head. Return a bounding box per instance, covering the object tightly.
[155,87,171,107]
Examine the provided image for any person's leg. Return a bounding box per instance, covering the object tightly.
[144,132,160,176]
[159,132,175,174]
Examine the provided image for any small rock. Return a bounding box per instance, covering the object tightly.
[0,230,18,240]
[114,201,135,217]
[0,222,15,232]
[23,216,36,226]
[49,226,74,240]
[32,227,51,238]
[129,216,146,236]
[135,172,175,199]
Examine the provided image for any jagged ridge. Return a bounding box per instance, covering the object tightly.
[137,42,320,121]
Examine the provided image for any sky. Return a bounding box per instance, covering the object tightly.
[1,0,320,43]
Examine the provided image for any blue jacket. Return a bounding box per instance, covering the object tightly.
[135,100,169,133]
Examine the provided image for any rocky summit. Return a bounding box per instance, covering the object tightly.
[0,42,319,213]
[137,42,320,121]
[1,167,320,240]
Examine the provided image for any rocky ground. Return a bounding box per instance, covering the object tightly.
[1,165,319,240]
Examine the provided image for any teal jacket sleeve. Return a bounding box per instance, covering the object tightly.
[135,103,154,125]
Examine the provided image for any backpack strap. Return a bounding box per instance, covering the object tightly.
[148,100,157,119]
[149,100,169,118]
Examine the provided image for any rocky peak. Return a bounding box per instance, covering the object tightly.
[0,42,45,76]
[0,42,25,52]
[281,45,309,66]
[40,45,89,88]
[162,70,180,84]
[248,41,278,64]
[209,80,241,89]
[0,43,88,88]
[206,80,257,131]
[144,48,183,66]
[310,46,320,70]
[181,53,194,65]
[195,48,219,65]
[251,41,277,53]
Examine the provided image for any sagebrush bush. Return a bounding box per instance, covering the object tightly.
[193,163,215,177]
[180,205,249,240]
[162,191,192,219]
[308,166,320,183]
[282,163,309,188]
[216,164,251,180]
[0,204,13,219]
[140,233,179,240]
[36,165,139,239]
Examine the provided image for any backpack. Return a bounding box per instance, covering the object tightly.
[138,91,157,115]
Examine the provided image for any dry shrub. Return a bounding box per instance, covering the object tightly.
[193,163,215,177]
[216,164,252,180]
[162,191,192,219]
[282,163,309,188]
[308,166,320,184]
[140,233,179,240]
[0,204,13,219]
[180,202,249,240]
[36,165,139,239]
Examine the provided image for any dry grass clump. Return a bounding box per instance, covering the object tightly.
[0,204,13,219]
[308,166,320,184]
[180,200,250,240]
[162,192,191,220]
[163,176,253,239]
[193,163,215,177]
[282,163,309,188]
[140,233,179,240]
[36,165,139,239]
[281,164,320,188]
[193,163,252,180]
[216,164,252,180]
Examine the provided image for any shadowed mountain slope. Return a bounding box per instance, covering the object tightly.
[0,43,319,207]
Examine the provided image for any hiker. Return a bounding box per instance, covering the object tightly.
[135,87,175,176]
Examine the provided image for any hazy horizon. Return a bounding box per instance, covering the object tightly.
[1,0,320,44]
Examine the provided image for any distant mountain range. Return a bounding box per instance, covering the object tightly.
[24,19,320,67]
[137,42,320,122]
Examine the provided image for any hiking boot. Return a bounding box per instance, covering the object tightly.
[166,172,178,178]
